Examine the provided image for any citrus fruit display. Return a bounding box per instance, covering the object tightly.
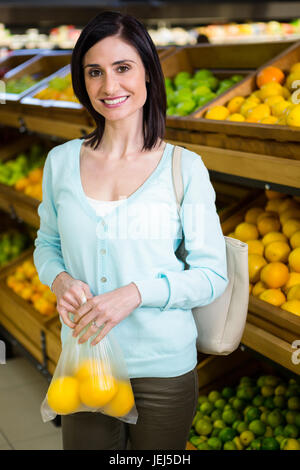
[204,61,300,128]
[5,258,57,316]
[229,190,300,316]
[47,358,134,418]
[0,229,30,268]
[165,70,244,116]
[0,143,47,201]
[188,373,300,450]
[34,73,79,103]
[6,74,41,94]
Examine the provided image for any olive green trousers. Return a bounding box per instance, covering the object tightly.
[61,367,199,450]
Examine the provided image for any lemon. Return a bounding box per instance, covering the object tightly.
[226,113,245,122]
[290,230,300,249]
[285,71,300,90]
[47,376,81,415]
[245,206,265,224]
[281,299,300,315]
[264,95,284,106]
[246,103,271,123]
[235,222,259,241]
[259,82,284,100]
[280,438,300,450]
[260,116,278,124]
[287,285,300,301]
[286,104,300,127]
[264,241,291,263]
[252,280,267,297]
[247,239,264,256]
[205,105,229,120]
[240,430,255,446]
[103,380,135,417]
[262,231,288,246]
[227,96,245,113]
[233,436,244,450]
[282,219,300,238]
[271,100,292,117]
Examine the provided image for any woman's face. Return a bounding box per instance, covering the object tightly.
[83,35,148,122]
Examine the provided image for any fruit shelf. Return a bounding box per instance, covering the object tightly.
[0,249,58,372]
[165,42,300,160]
[0,135,54,228]
[221,192,300,375]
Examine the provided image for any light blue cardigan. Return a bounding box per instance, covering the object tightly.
[33,138,228,378]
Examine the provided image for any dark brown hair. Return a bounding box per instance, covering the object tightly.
[71,11,166,150]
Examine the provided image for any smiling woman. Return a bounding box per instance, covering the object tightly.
[71,11,166,151]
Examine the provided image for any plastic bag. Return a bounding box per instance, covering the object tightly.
[41,297,138,425]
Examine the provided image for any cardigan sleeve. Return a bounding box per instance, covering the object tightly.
[133,151,228,311]
[33,149,67,291]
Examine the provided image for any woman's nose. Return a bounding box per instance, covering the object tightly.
[102,73,119,96]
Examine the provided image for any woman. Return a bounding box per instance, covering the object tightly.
[33,11,228,450]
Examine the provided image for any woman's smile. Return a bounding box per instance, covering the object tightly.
[100,95,130,108]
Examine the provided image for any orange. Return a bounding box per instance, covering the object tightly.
[42,289,57,304]
[14,177,29,192]
[227,96,245,113]
[248,254,267,283]
[47,376,81,414]
[103,381,135,417]
[265,199,288,212]
[235,222,259,242]
[244,207,264,224]
[283,272,300,293]
[258,83,284,100]
[257,216,281,237]
[260,262,290,288]
[19,286,35,301]
[262,231,288,246]
[205,106,230,121]
[264,241,291,263]
[265,190,286,200]
[6,275,16,289]
[33,297,56,315]
[252,280,267,297]
[290,231,300,249]
[256,66,285,88]
[288,247,300,273]
[247,239,264,256]
[287,285,300,301]
[278,198,300,214]
[28,167,43,184]
[281,300,300,316]
[75,359,110,382]
[79,374,117,408]
[259,289,286,307]
[282,219,300,239]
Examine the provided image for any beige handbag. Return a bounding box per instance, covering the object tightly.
[172,146,249,355]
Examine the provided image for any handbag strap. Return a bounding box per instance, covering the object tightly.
[172,145,184,214]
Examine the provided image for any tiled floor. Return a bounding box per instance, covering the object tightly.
[0,353,62,450]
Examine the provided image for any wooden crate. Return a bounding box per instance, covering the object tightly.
[20,63,92,127]
[0,251,58,357]
[221,193,300,375]
[1,52,71,103]
[0,135,54,228]
[157,46,177,60]
[165,42,300,160]
[44,316,62,367]
[0,51,40,79]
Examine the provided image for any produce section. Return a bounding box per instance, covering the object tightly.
[0,34,299,450]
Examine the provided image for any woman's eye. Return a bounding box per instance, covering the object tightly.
[117,65,130,73]
[88,69,102,77]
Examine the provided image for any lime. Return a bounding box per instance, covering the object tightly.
[257,376,268,388]
[211,428,221,437]
[261,437,280,450]
[200,401,214,415]
[223,441,237,450]
[192,410,203,426]
[197,442,212,450]
[288,396,300,411]
[237,386,255,401]
[274,425,285,437]
[195,418,213,436]
[275,384,287,396]
[250,438,262,450]
[286,384,300,398]
[232,420,242,430]
[219,427,237,443]
[222,387,235,399]
[285,410,298,424]
[261,386,274,397]
[264,376,281,387]
[252,395,264,407]
[283,424,299,438]
[175,99,196,116]
[275,435,285,445]
[249,419,266,436]
[193,85,211,97]
[232,398,246,411]
[233,436,244,450]
[207,437,222,450]
[246,407,261,423]
[213,419,226,430]
[222,409,238,425]
[273,395,285,409]
[264,426,273,437]
[190,435,203,447]
[280,438,300,450]
[240,430,255,446]
[224,404,232,411]
[264,397,276,410]
[198,395,209,405]
[194,69,213,80]
[215,398,226,410]
[267,409,284,428]
[211,409,223,421]
[228,397,235,405]
[208,390,222,403]
[240,376,254,386]
[236,421,248,434]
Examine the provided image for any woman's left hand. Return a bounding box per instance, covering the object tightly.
[72,282,142,345]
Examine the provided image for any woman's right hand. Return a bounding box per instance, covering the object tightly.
[51,271,93,329]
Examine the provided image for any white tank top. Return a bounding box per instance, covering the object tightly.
[86,195,126,216]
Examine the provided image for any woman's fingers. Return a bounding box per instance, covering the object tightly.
[91,322,112,345]
[59,306,77,329]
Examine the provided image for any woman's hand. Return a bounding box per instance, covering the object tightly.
[51,271,93,329]
[72,282,142,345]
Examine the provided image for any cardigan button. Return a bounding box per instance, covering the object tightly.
[100,249,106,255]
[101,277,107,283]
